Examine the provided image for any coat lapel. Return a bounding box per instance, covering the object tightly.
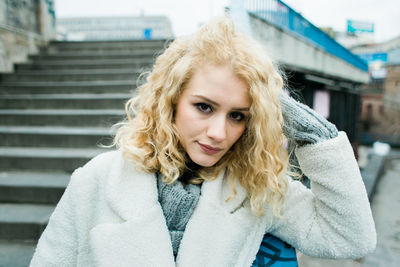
[90,151,267,266]
[176,170,267,267]
[89,151,175,266]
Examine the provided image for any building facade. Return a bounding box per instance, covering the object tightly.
[57,16,173,41]
[349,36,400,143]
[382,48,400,137]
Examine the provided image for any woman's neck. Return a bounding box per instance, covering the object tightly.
[179,157,201,184]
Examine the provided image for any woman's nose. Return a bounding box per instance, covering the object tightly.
[206,116,227,142]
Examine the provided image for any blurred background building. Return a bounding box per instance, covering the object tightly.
[318,14,400,145]
[57,16,173,41]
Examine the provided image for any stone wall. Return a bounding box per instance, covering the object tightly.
[0,0,56,73]
[2,0,39,33]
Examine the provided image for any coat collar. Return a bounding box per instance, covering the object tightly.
[105,151,249,221]
[105,150,159,221]
[96,150,266,266]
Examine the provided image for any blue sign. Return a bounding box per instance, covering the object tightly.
[143,28,152,40]
[347,20,374,33]
[358,53,387,64]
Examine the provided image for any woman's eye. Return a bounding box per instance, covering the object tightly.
[195,103,212,113]
[229,112,245,122]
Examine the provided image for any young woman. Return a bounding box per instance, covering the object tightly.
[30,17,376,266]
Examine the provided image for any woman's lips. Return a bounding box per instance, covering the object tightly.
[198,142,222,155]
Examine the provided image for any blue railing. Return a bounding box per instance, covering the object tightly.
[244,0,368,71]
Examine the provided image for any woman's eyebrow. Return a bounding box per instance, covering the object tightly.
[191,95,250,111]
[192,95,219,106]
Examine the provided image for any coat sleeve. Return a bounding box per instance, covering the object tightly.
[269,131,376,259]
[30,167,85,266]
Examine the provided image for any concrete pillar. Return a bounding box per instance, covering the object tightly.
[0,0,6,25]
[37,0,56,40]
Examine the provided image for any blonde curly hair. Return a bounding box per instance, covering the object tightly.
[114,17,289,217]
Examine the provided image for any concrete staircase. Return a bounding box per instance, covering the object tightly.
[0,39,167,266]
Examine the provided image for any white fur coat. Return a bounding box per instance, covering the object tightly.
[30,132,376,266]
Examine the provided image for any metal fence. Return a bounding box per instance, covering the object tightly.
[244,0,368,71]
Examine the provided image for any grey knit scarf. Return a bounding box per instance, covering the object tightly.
[156,172,201,258]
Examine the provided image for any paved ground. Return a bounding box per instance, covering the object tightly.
[299,149,400,267]
[361,154,400,267]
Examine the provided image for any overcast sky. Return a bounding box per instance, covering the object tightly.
[55,0,400,43]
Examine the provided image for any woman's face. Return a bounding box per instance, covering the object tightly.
[175,64,251,167]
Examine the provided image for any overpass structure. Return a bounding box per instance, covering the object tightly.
[232,0,369,143]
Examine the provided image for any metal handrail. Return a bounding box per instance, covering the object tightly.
[244,0,368,71]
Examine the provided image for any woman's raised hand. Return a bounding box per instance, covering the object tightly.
[279,92,338,145]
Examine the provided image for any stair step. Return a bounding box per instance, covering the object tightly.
[0,203,54,240]
[16,60,154,71]
[29,53,156,61]
[0,109,125,126]
[40,49,164,57]
[0,147,108,172]
[1,69,142,82]
[0,80,137,94]
[0,93,131,109]
[0,171,69,204]
[24,58,154,65]
[49,39,168,49]
[15,68,145,75]
[0,126,115,147]
[0,39,166,250]
[44,46,165,54]
[0,80,135,87]
[0,239,36,267]
[0,126,113,134]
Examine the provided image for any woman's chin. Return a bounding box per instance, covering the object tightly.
[189,155,220,168]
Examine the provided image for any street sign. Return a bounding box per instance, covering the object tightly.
[347,20,374,33]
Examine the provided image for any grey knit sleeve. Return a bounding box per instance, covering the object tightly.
[280,92,338,145]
